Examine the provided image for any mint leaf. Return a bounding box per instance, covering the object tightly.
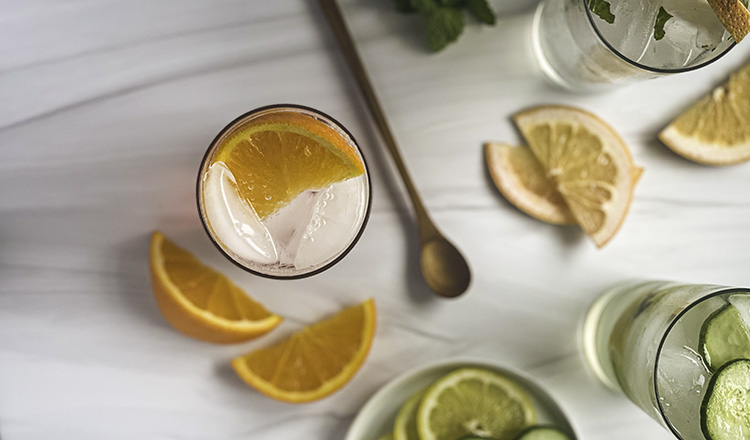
[654,7,673,40]
[465,0,495,25]
[588,0,615,24]
[393,0,417,13]
[426,7,464,51]
[437,0,465,6]
[410,0,439,13]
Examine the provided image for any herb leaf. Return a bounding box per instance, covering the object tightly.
[437,0,465,6]
[390,0,495,52]
[426,7,465,52]
[654,7,673,41]
[393,0,417,13]
[588,0,615,24]
[410,0,439,13]
[465,0,496,25]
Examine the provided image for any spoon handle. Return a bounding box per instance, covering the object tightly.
[317,0,436,238]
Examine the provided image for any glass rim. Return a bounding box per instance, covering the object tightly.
[580,0,736,75]
[652,286,750,439]
[195,103,372,280]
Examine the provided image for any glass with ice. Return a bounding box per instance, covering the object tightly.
[531,0,736,91]
[197,104,371,278]
[582,281,750,439]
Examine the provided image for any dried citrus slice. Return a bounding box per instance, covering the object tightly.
[514,106,637,247]
[213,111,365,220]
[660,64,750,165]
[707,0,750,43]
[231,299,376,403]
[485,142,576,225]
[417,368,536,440]
[149,231,281,343]
[485,142,643,226]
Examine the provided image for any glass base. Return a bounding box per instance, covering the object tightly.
[530,3,574,92]
[580,283,628,391]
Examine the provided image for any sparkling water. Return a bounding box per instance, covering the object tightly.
[583,282,750,438]
[599,0,728,69]
[532,0,734,91]
[202,161,368,277]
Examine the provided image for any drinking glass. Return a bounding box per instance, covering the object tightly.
[531,0,735,92]
[197,104,371,279]
[581,281,750,438]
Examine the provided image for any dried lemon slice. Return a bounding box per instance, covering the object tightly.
[660,63,750,165]
[514,106,637,247]
[485,142,576,225]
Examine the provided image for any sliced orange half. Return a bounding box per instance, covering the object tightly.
[231,298,376,403]
[660,63,750,165]
[514,106,637,247]
[149,231,281,343]
[213,111,365,220]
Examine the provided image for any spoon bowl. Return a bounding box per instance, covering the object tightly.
[420,237,471,298]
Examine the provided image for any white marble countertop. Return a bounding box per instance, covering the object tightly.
[3,1,750,439]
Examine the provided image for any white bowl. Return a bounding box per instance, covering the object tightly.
[346,358,578,440]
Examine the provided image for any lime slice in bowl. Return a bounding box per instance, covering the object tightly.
[394,389,425,440]
[417,367,536,440]
[515,426,573,440]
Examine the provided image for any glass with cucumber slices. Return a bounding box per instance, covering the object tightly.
[582,281,750,439]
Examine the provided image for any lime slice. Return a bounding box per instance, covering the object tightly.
[378,434,394,440]
[417,368,536,440]
[700,304,750,371]
[459,437,498,440]
[515,426,572,440]
[394,389,425,440]
[701,359,750,440]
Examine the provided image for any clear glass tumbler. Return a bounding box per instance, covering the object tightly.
[531,0,735,92]
[197,104,371,279]
[582,281,750,439]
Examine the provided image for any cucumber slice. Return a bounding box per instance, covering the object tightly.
[701,359,750,440]
[700,305,750,371]
[515,426,572,440]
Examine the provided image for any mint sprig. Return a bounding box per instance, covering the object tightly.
[391,0,497,52]
[587,0,615,24]
[654,7,673,41]
[466,0,496,25]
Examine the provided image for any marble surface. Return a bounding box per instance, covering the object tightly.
[2,1,750,439]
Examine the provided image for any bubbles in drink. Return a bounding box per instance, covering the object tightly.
[598,0,730,69]
[198,106,370,277]
[729,294,750,328]
[657,335,710,436]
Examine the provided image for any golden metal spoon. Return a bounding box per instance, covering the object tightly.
[318,0,471,298]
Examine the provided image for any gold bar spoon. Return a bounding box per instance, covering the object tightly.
[317,0,471,298]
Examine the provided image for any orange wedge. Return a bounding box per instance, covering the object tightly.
[514,106,638,247]
[660,63,750,165]
[231,298,376,403]
[213,110,365,220]
[149,231,281,343]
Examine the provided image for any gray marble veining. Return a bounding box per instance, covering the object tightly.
[2,1,749,439]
